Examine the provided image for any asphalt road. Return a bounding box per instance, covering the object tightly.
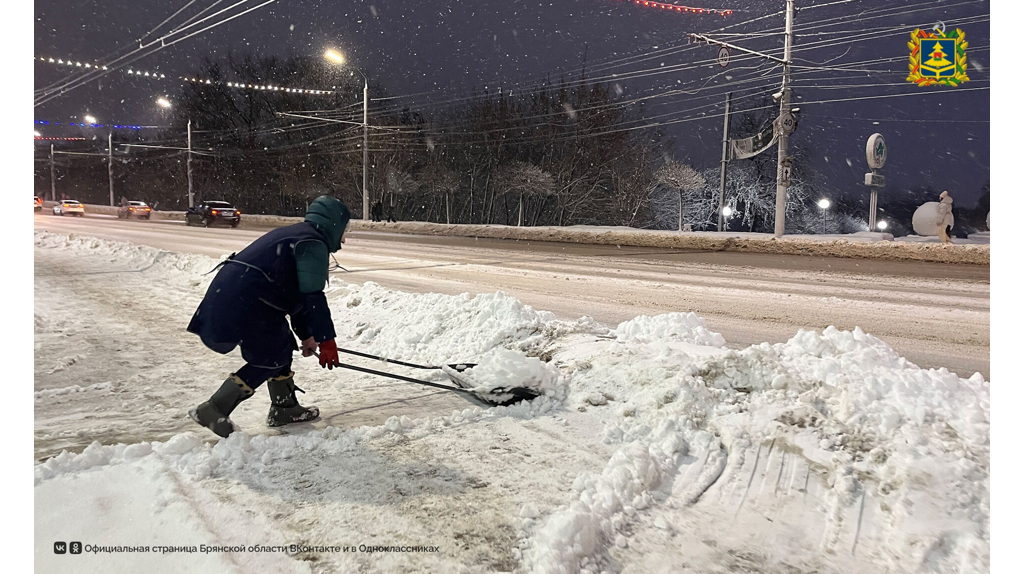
[34,212,990,379]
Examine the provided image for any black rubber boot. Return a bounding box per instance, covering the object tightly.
[188,374,255,438]
[266,371,320,427]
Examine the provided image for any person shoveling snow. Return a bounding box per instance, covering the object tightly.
[186,195,350,437]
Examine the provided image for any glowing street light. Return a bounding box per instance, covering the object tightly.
[817,198,831,233]
[84,115,97,124]
[156,97,172,108]
[324,49,345,64]
[877,220,888,231]
[722,206,733,217]
[324,47,370,221]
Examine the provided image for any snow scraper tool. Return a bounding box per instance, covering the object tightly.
[314,351,540,408]
[336,346,478,374]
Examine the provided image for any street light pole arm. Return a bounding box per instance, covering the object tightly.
[688,33,788,65]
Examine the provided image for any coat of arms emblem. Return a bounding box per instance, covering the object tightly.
[907,26,969,86]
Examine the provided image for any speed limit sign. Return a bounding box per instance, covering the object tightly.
[717,46,730,68]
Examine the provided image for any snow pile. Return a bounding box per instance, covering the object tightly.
[614,312,726,348]
[521,418,695,574]
[335,281,601,362]
[441,347,566,401]
[521,325,989,573]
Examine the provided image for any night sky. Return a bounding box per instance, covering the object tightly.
[34,0,991,206]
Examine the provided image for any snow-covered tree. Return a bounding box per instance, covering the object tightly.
[420,164,460,224]
[495,161,555,226]
[651,161,709,231]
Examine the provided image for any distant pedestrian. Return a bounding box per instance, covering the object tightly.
[386,204,397,223]
[937,190,954,244]
[371,200,384,222]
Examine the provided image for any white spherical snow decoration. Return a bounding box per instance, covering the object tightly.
[911,201,954,236]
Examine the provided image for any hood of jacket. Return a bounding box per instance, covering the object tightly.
[304,196,350,252]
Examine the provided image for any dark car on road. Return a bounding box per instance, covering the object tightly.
[117,201,152,220]
[185,201,241,228]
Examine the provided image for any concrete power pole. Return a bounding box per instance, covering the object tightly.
[108,132,115,206]
[773,0,796,238]
[187,119,194,208]
[362,79,370,221]
[50,144,56,201]
[718,92,732,232]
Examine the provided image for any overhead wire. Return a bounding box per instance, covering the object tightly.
[35,0,278,106]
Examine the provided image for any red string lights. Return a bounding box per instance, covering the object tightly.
[617,1,733,17]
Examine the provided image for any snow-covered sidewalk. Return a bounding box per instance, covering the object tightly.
[34,231,989,573]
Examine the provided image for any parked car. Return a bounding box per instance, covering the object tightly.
[117,201,152,219]
[185,201,241,227]
[52,199,85,217]
[34,196,42,211]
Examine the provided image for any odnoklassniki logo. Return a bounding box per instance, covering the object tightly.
[907,24,969,86]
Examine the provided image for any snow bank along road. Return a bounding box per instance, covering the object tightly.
[34,213,989,379]
[34,226,989,573]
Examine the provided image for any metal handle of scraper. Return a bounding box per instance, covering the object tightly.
[336,346,476,373]
[313,351,477,395]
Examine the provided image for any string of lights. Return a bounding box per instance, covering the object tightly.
[612,1,734,17]
[34,120,161,130]
[36,55,339,97]
[182,76,336,95]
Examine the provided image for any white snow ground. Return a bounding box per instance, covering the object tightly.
[34,231,989,573]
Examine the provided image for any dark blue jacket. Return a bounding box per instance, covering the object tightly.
[187,222,338,355]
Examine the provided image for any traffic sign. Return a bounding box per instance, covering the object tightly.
[866,133,887,169]
[717,46,730,68]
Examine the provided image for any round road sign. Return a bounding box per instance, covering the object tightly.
[866,133,887,169]
[717,46,730,68]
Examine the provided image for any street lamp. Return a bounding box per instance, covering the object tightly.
[817,198,831,233]
[877,220,888,231]
[324,49,345,64]
[722,206,733,218]
[324,48,369,221]
[156,97,172,108]
[84,115,97,125]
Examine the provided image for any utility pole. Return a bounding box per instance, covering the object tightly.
[362,79,369,221]
[718,92,732,232]
[50,144,56,201]
[773,0,796,237]
[689,1,798,236]
[108,132,114,206]
[187,119,194,208]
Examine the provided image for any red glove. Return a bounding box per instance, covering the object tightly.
[318,339,340,370]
